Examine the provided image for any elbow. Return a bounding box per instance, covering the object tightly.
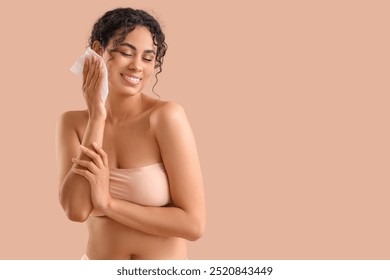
[187,228,204,242]
[65,209,90,223]
[60,193,90,223]
[186,217,206,241]
[61,200,90,223]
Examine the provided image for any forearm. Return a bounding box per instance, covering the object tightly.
[105,199,204,241]
[60,117,106,221]
[80,116,105,152]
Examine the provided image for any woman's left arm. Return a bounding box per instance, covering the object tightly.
[82,102,205,241]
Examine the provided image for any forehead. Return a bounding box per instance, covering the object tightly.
[112,25,156,51]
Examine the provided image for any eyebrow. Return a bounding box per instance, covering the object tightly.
[119,42,156,55]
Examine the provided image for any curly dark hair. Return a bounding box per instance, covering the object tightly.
[88,7,168,96]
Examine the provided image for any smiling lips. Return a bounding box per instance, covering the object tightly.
[122,74,141,86]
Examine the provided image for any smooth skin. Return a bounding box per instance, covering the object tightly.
[56,26,205,259]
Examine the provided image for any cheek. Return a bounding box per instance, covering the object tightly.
[144,65,155,75]
[106,66,117,82]
[142,64,156,79]
[106,56,124,68]
[104,60,118,76]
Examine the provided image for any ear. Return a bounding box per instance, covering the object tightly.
[92,41,103,56]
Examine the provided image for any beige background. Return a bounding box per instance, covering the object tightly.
[0,0,389,259]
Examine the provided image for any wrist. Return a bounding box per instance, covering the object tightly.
[102,198,114,216]
[88,113,106,122]
[89,114,106,123]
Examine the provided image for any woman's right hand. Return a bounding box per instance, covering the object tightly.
[82,56,107,120]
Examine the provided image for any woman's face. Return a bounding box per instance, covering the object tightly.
[102,25,157,96]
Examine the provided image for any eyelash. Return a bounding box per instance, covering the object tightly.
[119,52,153,62]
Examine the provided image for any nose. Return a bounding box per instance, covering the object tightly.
[128,57,142,72]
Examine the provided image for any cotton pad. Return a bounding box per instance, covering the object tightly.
[70,47,109,103]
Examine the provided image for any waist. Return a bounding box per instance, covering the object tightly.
[86,216,186,259]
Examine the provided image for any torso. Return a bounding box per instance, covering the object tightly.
[69,95,187,259]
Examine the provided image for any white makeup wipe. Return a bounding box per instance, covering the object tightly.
[70,47,109,103]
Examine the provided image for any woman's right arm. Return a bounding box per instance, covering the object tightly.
[56,113,105,222]
[56,55,106,222]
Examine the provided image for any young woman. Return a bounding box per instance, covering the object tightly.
[56,7,205,260]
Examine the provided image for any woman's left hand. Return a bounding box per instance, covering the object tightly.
[72,142,111,213]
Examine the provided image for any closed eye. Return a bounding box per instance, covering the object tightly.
[119,52,153,62]
[120,51,133,57]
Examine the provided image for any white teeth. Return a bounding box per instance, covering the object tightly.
[130,77,140,82]
[124,75,140,83]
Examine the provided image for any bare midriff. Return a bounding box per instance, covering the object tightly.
[86,215,187,260]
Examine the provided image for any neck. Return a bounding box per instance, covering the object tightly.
[105,92,144,124]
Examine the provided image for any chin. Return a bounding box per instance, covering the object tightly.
[121,89,142,96]
[110,85,144,97]
[108,77,140,94]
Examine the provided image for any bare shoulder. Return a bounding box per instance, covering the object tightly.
[57,110,89,129]
[150,100,187,128]
[56,110,89,143]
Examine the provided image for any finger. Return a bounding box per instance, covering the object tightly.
[83,56,92,89]
[90,57,103,91]
[84,57,100,94]
[92,142,108,167]
[82,56,89,78]
[83,60,92,94]
[80,145,103,168]
[72,158,99,174]
[72,168,94,183]
[85,56,98,90]
[95,61,104,91]
[80,145,104,168]
[89,57,98,88]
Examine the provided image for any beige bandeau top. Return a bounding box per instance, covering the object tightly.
[108,162,171,207]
